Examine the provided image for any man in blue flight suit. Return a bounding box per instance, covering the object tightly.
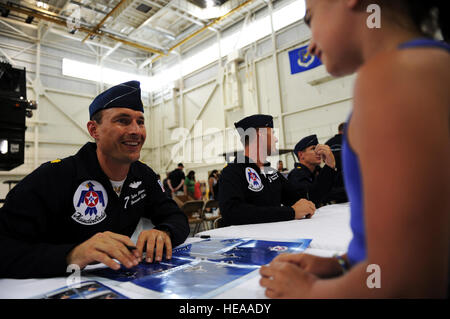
[0,81,189,278]
[288,134,338,207]
[218,114,316,226]
[324,123,348,203]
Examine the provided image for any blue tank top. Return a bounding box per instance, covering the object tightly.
[344,38,450,266]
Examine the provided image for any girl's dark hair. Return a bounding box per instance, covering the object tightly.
[187,170,195,180]
[406,0,449,42]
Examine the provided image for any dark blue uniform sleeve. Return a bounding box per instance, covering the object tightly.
[280,172,306,207]
[218,166,295,226]
[0,164,77,278]
[142,169,189,247]
[288,165,337,206]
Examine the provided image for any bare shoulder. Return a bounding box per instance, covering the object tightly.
[355,47,450,110]
[350,47,450,150]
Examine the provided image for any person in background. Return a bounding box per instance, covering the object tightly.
[324,122,348,203]
[288,134,338,207]
[167,163,185,197]
[219,114,316,227]
[184,170,196,199]
[277,160,289,179]
[260,0,450,298]
[162,172,172,197]
[193,179,202,200]
[208,170,220,200]
[325,122,345,153]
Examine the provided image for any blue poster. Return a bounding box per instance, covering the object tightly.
[133,261,256,299]
[84,238,312,298]
[89,257,192,283]
[288,45,322,74]
[207,239,312,266]
[173,238,312,266]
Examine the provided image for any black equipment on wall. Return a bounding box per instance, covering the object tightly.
[0,62,36,171]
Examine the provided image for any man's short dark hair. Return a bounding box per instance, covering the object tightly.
[338,122,346,133]
[91,110,103,124]
[177,163,184,168]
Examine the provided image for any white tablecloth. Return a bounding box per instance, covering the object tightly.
[196,203,352,253]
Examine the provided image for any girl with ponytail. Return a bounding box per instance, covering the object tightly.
[260,0,450,298]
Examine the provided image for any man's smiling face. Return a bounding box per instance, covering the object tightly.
[90,107,146,165]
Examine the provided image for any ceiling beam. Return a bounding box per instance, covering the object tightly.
[0,2,166,56]
[0,18,35,40]
[81,0,129,42]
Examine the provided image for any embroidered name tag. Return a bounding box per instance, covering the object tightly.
[124,189,147,209]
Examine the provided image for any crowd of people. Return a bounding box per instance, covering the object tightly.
[160,164,220,203]
[0,0,448,298]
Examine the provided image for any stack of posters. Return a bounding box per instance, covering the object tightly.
[36,238,311,299]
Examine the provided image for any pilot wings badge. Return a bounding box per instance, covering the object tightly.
[72,180,108,225]
[129,181,142,189]
[245,167,264,192]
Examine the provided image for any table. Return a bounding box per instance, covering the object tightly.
[0,203,352,299]
[196,203,351,253]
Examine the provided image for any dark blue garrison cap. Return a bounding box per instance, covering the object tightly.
[234,114,273,132]
[89,80,144,118]
[294,134,319,155]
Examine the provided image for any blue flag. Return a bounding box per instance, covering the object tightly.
[288,45,322,74]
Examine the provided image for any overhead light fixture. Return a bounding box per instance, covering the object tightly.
[136,3,152,13]
[187,0,226,9]
[36,1,49,10]
[205,0,215,8]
